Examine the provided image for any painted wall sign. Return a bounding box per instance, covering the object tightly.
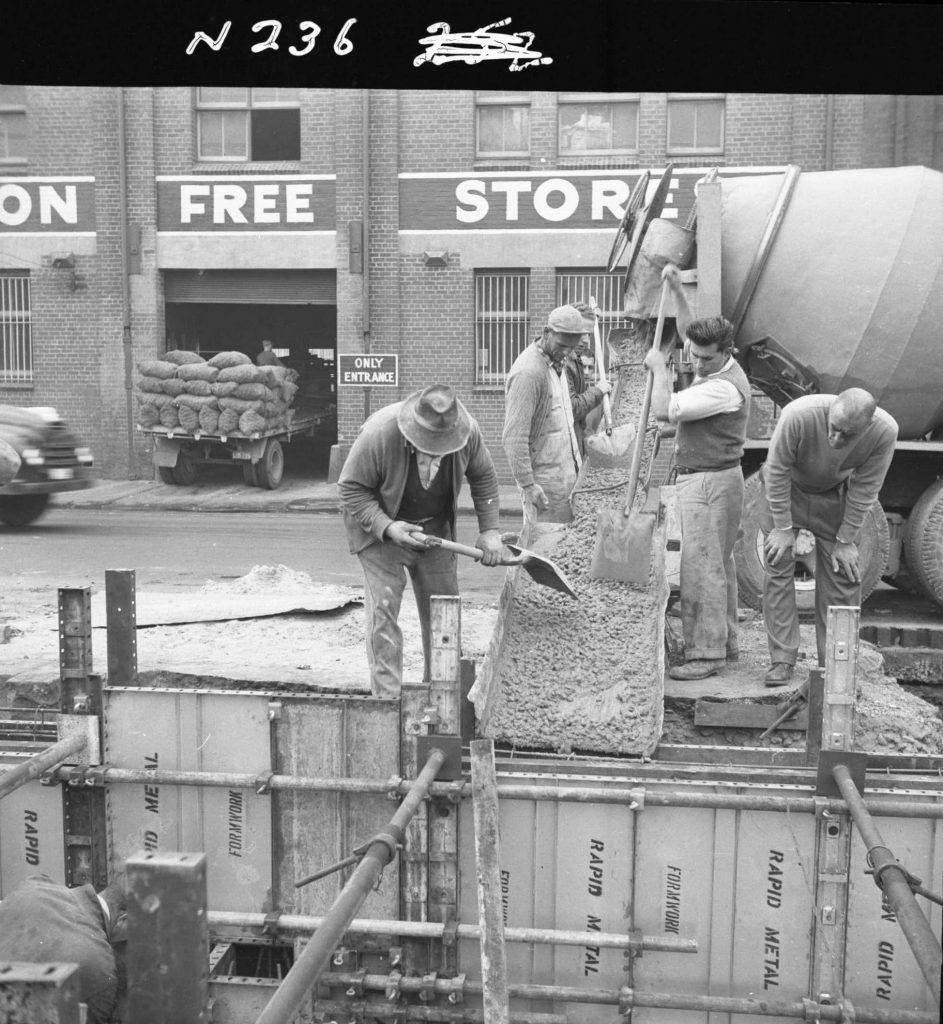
[399,168,784,232]
[156,174,336,232]
[338,354,399,387]
[0,177,96,232]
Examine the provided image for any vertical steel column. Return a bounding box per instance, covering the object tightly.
[256,748,447,1024]
[428,596,462,974]
[105,569,137,685]
[809,606,858,1004]
[401,685,431,974]
[832,763,943,1004]
[126,851,209,1024]
[0,962,81,1023]
[57,587,106,889]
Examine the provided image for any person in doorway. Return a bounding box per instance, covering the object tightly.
[0,872,129,1023]
[503,305,586,523]
[758,389,898,685]
[644,264,751,681]
[338,384,505,699]
[566,301,612,456]
[256,339,284,367]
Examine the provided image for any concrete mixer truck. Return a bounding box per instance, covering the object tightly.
[614,163,943,611]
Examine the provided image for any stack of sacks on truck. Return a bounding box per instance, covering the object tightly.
[135,351,300,436]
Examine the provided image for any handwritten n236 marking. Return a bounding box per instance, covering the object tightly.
[187,19,356,57]
[415,19,552,70]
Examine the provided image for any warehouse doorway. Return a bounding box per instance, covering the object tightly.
[163,270,337,478]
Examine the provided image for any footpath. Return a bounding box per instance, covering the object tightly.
[56,472,523,517]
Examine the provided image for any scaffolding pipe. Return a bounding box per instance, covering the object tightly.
[254,747,447,1024]
[316,974,940,1023]
[52,766,943,819]
[833,763,943,1004]
[208,911,696,954]
[315,1000,566,1024]
[0,733,87,800]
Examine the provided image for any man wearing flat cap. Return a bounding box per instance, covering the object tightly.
[338,384,505,698]
[503,304,587,522]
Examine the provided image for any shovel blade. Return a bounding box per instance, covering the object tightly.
[505,543,578,600]
[584,421,637,469]
[589,508,656,585]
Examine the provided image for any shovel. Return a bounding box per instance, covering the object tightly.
[589,278,670,585]
[413,533,578,600]
[583,295,637,468]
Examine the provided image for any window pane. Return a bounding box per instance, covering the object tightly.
[199,112,224,157]
[198,87,248,106]
[0,85,26,107]
[478,107,503,152]
[0,113,27,160]
[697,100,724,148]
[251,108,300,161]
[560,102,636,153]
[612,103,638,149]
[478,105,528,154]
[669,101,696,148]
[222,112,248,157]
[0,273,33,384]
[252,88,300,105]
[504,106,528,151]
[475,272,530,383]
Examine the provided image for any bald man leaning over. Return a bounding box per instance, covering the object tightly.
[757,389,898,685]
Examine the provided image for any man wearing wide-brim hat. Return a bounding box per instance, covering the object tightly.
[338,384,505,698]
[503,304,587,523]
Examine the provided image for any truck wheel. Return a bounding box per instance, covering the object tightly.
[735,471,890,613]
[158,466,177,485]
[903,478,943,609]
[242,461,259,487]
[172,453,198,486]
[258,440,284,490]
[0,493,51,527]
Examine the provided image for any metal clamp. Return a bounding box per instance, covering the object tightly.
[445,973,466,1005]
[618,985,635,1016]
[812,796,831,819]
[386,775,404,801]
[385,969,403,1001]
[255,769,275,795]
[801,997,821,1021]
[628,787,645,811]
[388,946,403,968]
[839,997,856,1024]
[332,947,351,967]
[261,911,281,936]
[441,915,459,949]
[345,969,366,998]
[418,972,438,1003]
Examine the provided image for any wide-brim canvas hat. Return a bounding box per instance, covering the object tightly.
[398,384,472,456]
[547,305,587,335]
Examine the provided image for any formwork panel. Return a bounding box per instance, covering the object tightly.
[104,687,272,912]
[844,799,943,1013]
[0,768,66,894]
[272,695,399,921]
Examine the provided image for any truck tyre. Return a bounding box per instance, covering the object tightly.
[902,477,943,609]
[735,471,889,613]
[0,493,51,527]
[158,466,177,485]
[172,453,198,486]
[258,440,284,490]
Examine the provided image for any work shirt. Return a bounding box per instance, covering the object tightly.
[668,356,744,422]
[672,358,751,473]
[764,394,898,544]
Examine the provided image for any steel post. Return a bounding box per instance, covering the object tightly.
[833,762,943,1004]
[0,733,87,800]
[0,962,82,1023]
[255,747,447,1024]
[105,569,137,685]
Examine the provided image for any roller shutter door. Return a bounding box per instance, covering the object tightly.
[164,270,335,304]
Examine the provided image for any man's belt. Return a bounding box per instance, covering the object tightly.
[676,462,741,476]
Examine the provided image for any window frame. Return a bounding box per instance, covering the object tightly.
[474,269,531,385]
[0,85,27,165]
[195,87,301,163]
[0,271,33,385]
[666,93,726,156]
[475,92,531,159]
[555,268,634,357]
[557,92,640,157]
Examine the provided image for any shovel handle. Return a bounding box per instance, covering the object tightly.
[413,533,521,567]
[623,278,670,515]
[589,295,613,435]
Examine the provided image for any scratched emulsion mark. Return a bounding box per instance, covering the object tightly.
[414,19,553,70]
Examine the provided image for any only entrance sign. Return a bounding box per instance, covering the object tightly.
[337,354,398,387]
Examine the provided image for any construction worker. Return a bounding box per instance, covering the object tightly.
[503,305,587,523]
[645,264,751,681]
[758,389,898,685]
[0,872,128,1023]
[256,338,284,367]
[338,384,505,698]
[566,301,612,456]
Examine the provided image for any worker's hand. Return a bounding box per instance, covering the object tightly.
[831,540,860,582]
[475,529,506,567]
[643,347,668,373]
[662,263,683,290]
[596,378,613,396]
[764,527,795,566]
[385,521,429,550]
[523,482,549,512]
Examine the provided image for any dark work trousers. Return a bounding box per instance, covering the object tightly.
[675,465,744,661]
[357,534,459,698]
[755,471,860,667]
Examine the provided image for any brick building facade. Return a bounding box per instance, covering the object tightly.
[1,88,941,483]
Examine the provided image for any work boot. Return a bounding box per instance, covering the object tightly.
[764,662,794,687]
[726,649,739,664]
[669,658,725,680]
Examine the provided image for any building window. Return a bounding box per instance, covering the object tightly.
[556,269,633,348]
[476,93,530,158]
[0,273,32,384]
[475,271,530,384]
[667,95,725,154]
[0,85,27,164]
[196,87,301,162]
[558,94,639,155]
